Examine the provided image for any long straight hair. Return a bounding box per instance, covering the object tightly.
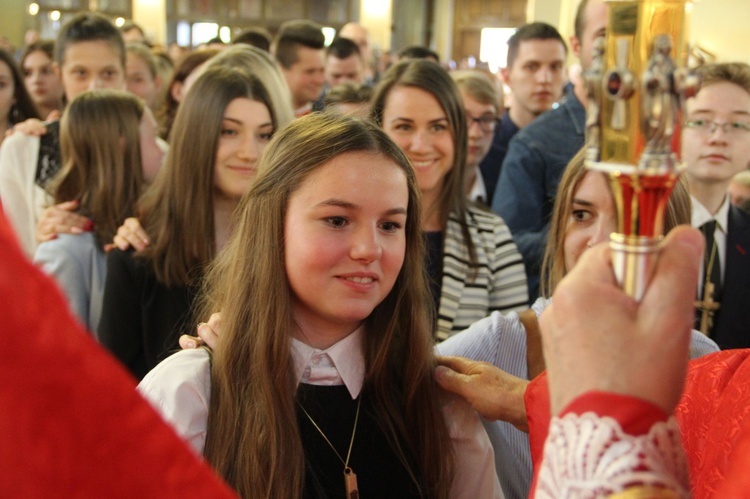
[156,48,218,140]
[540,147,692,297]
[370,59,476,268]
[0,49,40,126]
[201,113,455,498]
[53,89,144,249]
[137,65,282,288]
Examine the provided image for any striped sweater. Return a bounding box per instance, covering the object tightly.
[437,203,528,340]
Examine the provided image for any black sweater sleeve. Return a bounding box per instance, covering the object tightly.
[98,249,146,378]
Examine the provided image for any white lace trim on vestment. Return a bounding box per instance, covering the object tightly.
[536,412,690,498]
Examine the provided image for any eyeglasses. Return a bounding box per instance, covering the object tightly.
[466,113,497,133]
[684,119,750,136]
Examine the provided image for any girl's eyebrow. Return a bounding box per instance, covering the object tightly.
[571,198,594,207]
[389,116,448,124]
[222,117,274,128]
[316,198,407,216]
[317,198,357,209]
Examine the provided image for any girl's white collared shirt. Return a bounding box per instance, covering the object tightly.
[138,329,503,498]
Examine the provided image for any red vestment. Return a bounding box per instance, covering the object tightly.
[0,209,236,498]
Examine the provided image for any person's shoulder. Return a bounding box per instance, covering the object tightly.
[688,329,720,359]
[517,105,568,138]
[106,246,142,268]
[504,109,569,159]
[513,93,582,144]
[730,204,750,227]
[138,349,212,400]
[465,203,507,227]
[41,232,96,251]
[37,232,98,257]
[137,348,212,455]
[1,129,41,150]
[439,389,477,428]
[0,132,40,170]
[436,308,527,366]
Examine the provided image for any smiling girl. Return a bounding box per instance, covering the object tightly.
[98,63,292,380]
[138,112,500,498]
[371,60,528,340]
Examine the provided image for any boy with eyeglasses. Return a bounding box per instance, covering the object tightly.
[451,70,502,206]
[683,62,750,347]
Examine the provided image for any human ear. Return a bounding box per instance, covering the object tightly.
[170,80,183,103]
[570,35,582,59]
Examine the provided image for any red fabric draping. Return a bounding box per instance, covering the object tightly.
[0,209,236,498]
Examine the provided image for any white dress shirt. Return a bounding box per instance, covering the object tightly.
[691,194,729,296]
[138,328,503,498]
[468,165,488,204]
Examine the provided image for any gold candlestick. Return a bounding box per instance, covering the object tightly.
[586,0,700,300]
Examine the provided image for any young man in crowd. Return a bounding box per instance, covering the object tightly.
[491,0,608,301]
[272,20,326,116]
[313,37,366,112]
[684,62,750,348]
[324,37,365,88]
[337,22,374,83]
[0,12,126,256]
[451,70,503,206]
[480,22,567,203]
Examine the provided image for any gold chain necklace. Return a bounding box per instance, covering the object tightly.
[298,394,362,498]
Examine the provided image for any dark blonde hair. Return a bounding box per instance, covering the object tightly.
[370,59,475,265]
[156,48,218,139]
[541,147,692,296]
[200,45,294,127]
[451,69,503,113]
[54,89,144,249]
[201,113,454,498]
[138,65,277,288]
[126,41,158,79]
[696,62,750,95]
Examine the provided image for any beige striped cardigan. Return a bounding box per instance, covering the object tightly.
[436,204,529,341]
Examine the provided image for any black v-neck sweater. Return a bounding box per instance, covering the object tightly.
[296,384,426,498]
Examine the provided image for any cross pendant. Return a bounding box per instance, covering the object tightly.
[695,281,721,335]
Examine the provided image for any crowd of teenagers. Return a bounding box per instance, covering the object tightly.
[2,2,750,497]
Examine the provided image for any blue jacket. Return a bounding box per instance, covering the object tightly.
[491,86,586,301]
[479,109,520,204]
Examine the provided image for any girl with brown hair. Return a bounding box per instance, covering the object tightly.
[138,112,500,498]
[435,147,712,498]
[371,59,528,340]
[20,40,64,120]
[98,62,291,380]
[33,89,162,332]
[0,49,40,146]
[155,48,217,140]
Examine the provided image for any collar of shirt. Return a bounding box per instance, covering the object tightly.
[290,327,365,399]
[294,102,313,117]
[691,194,730,234]
[497,108,520,144]
[691,194,729,286]
[468,165,487,204]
